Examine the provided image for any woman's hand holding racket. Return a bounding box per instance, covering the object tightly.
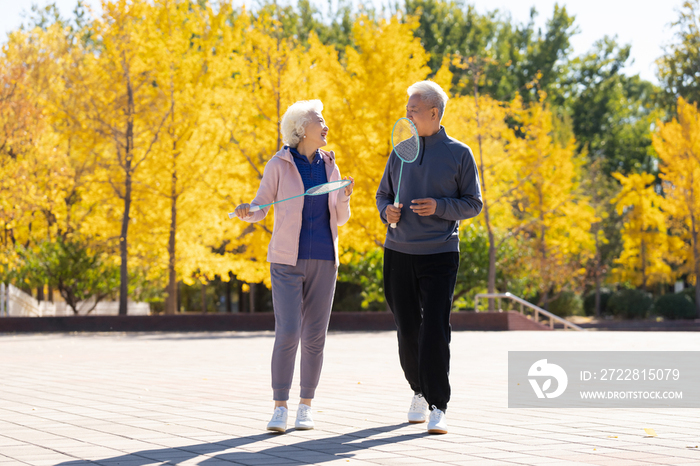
[229,179,352,220]
[343,176,355,196]
[234,203,252,219]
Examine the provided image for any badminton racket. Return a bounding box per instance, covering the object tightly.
[228,179,352,219]
[389,118,420,228]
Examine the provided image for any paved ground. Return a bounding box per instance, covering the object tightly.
[1,330,699,466]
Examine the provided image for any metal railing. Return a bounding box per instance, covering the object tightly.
[474,292,584,331]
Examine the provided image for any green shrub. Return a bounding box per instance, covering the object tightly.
[583,288,613,316]
[607,289,653,319]
[681,286,697,304]
[654,293,697,320]
[547,291,583,317]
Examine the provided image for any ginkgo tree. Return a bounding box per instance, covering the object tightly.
[1,0,651,315]
[610,172,678,290]
[443,56,524,306]
[653,97,700,317]
[514,95,597,307]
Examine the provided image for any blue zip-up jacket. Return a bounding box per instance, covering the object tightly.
[375,126,483,254]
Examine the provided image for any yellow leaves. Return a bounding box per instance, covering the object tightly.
[651,97,700,284]
[510,99,596,290]
[0,1,603,297]
[610,171,675,287]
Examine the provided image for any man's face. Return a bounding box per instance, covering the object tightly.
[406,94,438,137]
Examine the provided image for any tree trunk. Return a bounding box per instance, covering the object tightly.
[594,230,601,318]
[691,210,700,318]
[201,280,206,314]
[538,189,548,310]
[472,63,496,311]
[641,237,647,291]
[165,75,178,315]
[238,281,245,313]
[177,280,181,313]
[165,161,177,314]
[226,273,233,313]
[594,273,601,319]
[118,75,135,316]
[249,282,256,313]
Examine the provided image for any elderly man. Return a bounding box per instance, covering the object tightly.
[376,81,483,434]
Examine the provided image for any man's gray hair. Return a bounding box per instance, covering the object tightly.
[281,100,324,147]
[407,81,449,119]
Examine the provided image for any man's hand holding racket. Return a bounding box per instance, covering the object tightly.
[388,118,420,228]
[386,203,403,224]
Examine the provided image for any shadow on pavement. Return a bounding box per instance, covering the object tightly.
[55,423,427,465]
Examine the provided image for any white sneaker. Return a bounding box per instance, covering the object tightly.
[295,403,314,430]
[427,406,447,434]
[266,406,288,432]
[407,394,429,423]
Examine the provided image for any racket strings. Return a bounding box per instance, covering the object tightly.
[306,179,351,195]
[392,120,419,163]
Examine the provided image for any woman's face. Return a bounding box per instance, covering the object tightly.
[303,111,329,147]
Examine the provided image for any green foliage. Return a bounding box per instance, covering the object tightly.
[407,0,577,105]
[452,222,536,310]
[607,288,653,319]
[657,0,700,112]
[338,248,385,310]
[654,293,696,320]
[570,37,661,176]
[547,290,583,317]
[583,287,613,316]
[455,222,490,294]
[128,266,166,308]
[16,237,119,314]
[255,0,354,51]
[0,0,677,311]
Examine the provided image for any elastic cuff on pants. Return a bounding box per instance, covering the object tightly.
[300,387,316,400]
[273,389,290,401]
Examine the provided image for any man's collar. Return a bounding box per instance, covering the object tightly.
[423,126,447,147]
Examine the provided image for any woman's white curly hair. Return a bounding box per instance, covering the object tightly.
[281,100,324,148]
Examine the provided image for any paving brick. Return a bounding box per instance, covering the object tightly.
[1,331,699,465]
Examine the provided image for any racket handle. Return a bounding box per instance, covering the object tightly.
[390,201,399,229]
[228,204,261,219]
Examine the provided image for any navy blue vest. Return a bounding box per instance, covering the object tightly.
[288,146,334,261]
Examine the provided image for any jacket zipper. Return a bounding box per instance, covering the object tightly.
[419,137,426,165]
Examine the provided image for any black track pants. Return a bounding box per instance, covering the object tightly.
[383,248,459,412]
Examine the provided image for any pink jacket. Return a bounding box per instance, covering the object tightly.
[242,147,351,268]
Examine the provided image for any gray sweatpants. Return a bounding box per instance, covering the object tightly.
[270,259,337,401]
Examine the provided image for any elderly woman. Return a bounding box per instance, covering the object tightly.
[234,100,353,433]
